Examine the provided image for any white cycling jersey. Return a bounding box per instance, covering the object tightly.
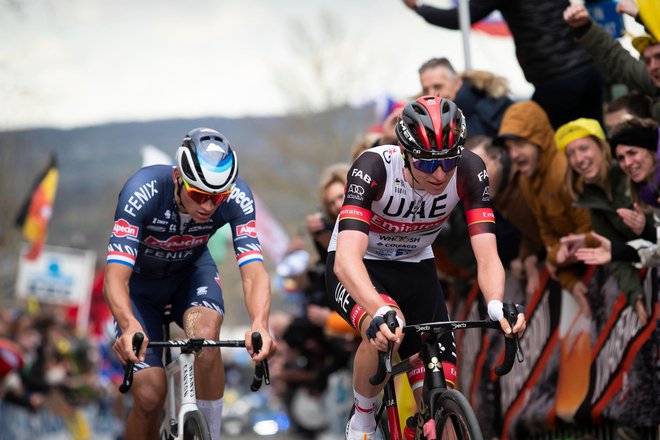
[328,144,495,262]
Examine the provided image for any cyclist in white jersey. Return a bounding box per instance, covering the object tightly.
[326,96,526,440]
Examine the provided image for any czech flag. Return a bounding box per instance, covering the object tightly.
[471,10,510,37]
[15,153,59,260]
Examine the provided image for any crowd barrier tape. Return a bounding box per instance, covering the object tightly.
[456,266,660,440]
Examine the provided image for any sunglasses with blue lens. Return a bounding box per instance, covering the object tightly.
[411,155,461,173]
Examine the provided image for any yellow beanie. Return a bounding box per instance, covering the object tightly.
[555,118,606,152]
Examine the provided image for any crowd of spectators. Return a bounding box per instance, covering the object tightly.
[2,2,659,439]
[272,1,660,438]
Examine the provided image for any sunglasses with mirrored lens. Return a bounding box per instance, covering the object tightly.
[181,179,233,205]
[411,155,461,173]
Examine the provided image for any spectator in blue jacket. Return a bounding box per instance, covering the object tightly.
[418,57,513,138]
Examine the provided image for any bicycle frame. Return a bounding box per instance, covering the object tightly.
[372,316,519,440]
[161,342,207,439]
[120,332,268,440]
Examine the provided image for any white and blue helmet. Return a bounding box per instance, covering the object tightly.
[176,127,239,193]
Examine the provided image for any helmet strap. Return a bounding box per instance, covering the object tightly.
[174,176,188,213]
[402,151,421,185]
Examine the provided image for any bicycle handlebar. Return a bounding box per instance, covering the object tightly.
[369,310,398,386]
[118,331,270,394]
[369,302,524,386]
[493,302,522,376]
[250,332,270,391]
[119,332,144,394]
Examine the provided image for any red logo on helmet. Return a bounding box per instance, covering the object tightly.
[112,219,139,238]
[144,234,209,250]
[236,220,257,238]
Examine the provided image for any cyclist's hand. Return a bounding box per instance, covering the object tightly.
[488,300,526,338]
[114,326,147,365]
[366,306,403,352]
[246,328,276,362]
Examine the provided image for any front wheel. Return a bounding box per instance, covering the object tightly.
[433,389,483,440]
[183,410,212,440]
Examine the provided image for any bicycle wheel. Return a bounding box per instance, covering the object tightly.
[182,410,212,440]
[433,389,483,440]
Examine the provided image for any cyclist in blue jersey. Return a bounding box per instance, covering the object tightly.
[103,127,276,440]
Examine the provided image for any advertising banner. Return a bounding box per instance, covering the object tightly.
[15,244,97,331]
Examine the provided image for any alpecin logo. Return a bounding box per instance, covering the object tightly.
[144,234,209,251]
[236,220,257,238]
[112,219,139,238]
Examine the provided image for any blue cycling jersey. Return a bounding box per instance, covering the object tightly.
[106,165,263,277]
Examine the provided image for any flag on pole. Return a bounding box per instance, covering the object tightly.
[451,1,511,37]
[15,154,59,260]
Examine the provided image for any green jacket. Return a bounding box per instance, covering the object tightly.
[575,22,660,121]
[574,164,648,305]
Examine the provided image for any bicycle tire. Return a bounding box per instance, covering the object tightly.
[432,389,483,440]
[183,410,212,440]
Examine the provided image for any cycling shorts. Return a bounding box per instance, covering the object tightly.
[325,251,455,363]
[116,251,225,369]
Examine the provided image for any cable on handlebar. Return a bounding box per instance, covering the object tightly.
[250,332,270,391]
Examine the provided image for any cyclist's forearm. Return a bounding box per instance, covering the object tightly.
[477,261,505,303]
[103,265,139,332]
[471,233,505,303]
[241,264,271,329]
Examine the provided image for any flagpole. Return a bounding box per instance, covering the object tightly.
[458,0,472,70]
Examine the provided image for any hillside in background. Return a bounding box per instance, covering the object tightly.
[0,105,375,320]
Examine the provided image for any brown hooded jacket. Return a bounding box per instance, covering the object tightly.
[497,101,592,291]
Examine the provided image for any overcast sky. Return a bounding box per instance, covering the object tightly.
[1,0,539,130]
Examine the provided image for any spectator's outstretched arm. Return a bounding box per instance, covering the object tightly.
[564,3,655,94]
[403,0,500,29]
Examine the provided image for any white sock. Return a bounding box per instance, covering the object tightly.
[351,390,377,432]
[197,398,223,440]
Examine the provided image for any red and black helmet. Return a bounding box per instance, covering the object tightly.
[395,96,466,159]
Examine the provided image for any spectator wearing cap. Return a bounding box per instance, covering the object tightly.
[563,3,660,121]
[418,58,513,138]
[495,101,593,314]
[576,118,659,324]
[555,118,653,322]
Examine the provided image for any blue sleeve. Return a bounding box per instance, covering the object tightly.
[225,179,265,267]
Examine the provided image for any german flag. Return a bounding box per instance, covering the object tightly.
[15,154,59,260]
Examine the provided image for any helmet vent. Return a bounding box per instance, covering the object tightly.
[181,153,195,179]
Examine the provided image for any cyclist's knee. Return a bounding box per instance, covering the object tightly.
[184,307,221,338]
[133,372,166,414]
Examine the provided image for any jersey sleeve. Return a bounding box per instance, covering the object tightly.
[337,151,387,234]
[225,180,264,267]
[106,170,160,267]
[456,149,497,236]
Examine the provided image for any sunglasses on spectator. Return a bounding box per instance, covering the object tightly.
[411,155,461,173]
[181,179,233,205]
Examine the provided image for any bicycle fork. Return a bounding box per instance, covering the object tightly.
[417,332,451,440]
